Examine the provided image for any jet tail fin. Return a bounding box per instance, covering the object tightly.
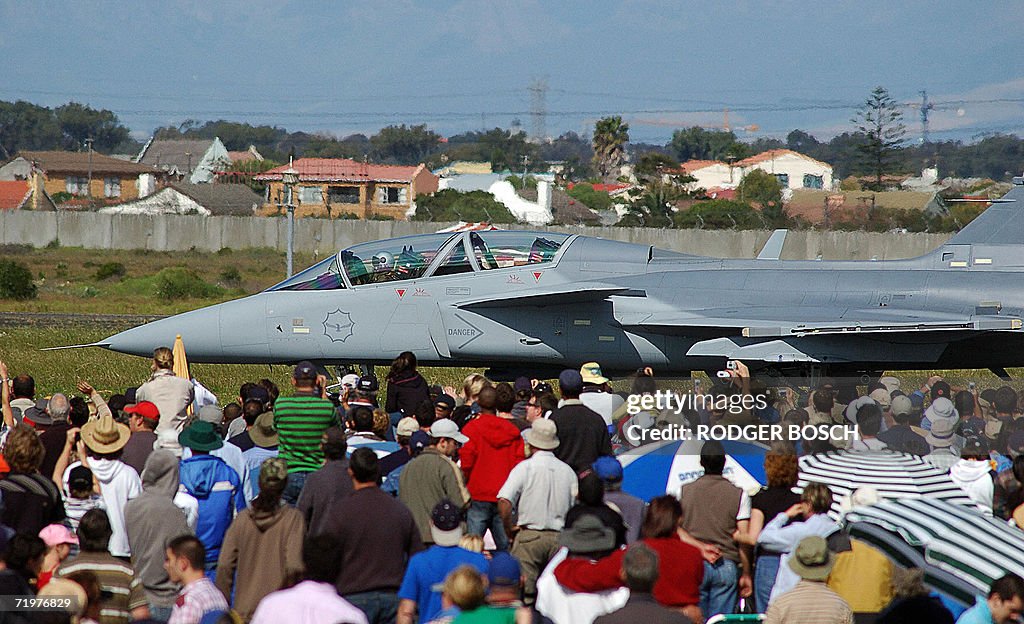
[756,229,787,260]
[943,180,1023,246]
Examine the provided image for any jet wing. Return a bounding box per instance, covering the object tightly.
[619,307,1023,362]
[628,306,1022,337]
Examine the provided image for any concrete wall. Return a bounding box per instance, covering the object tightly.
[0,210,955,261]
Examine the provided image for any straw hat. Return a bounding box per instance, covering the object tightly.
[80,409,130,454]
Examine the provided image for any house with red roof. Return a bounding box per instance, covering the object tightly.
[735,149,833,190]
[254,158,439,220]
[668,149,833,194]
[668,160,737,193]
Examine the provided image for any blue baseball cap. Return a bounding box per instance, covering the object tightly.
[559,369,584,395]
[488,552,521,588]
[592,456,623,482]
[410,430,430,455]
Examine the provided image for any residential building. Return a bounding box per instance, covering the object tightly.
[226,145,265,166]
[0,151,160,203]
[671,160,738,192]
[136,137,231,184]
[98,182,263,216]
[735,149,834,191]
[254,158,439,220]
[672,149,835,193]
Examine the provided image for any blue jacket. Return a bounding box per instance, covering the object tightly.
[179,454,243,563]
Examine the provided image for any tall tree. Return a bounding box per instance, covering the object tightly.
[737,169,788,228]
[369,124,442,165]
[0,100,61,158]
[852,86,907,189]
[669,127,750,162]
[592,116,629,181]
[54,102,132,153]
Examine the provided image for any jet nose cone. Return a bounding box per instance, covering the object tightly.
[102,306,222,359]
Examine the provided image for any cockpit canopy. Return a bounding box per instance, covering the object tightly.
[267,231,572,291]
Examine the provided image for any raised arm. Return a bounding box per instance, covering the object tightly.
[0,361,13,430]
[77,380,112,422]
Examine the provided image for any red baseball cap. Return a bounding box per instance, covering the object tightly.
[124,401,160,422]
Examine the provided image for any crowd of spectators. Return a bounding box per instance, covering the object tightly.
[1,350,1023,624]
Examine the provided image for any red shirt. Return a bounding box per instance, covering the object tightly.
[460,414,525,502]
[554,536,704,607]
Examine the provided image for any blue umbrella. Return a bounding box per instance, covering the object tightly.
[619,438,769,501]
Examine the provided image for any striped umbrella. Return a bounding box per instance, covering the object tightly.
[798,450,973,517]
[845,498,1024,604]
[618,439,768,501]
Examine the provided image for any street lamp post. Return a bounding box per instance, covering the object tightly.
[281,159,299,277]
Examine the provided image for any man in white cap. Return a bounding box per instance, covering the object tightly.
[498,418,578,604]
[925,418,963,470]
[399,418,470,545]
[923,397,960,437]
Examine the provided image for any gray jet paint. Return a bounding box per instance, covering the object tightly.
[99,179,1024,376]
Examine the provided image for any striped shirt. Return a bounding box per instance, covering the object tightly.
[169,577,229,624]
[55,552,147,624]
[764,580,853,624]
[273,395,339,473]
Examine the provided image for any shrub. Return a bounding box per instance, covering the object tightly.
[413,189,517,223]
[154,267,223,301]
[219,266,242,286]
[93,262,126,281]
[0,259,38,300]
[566,183,614,212]
[673,199,764,229]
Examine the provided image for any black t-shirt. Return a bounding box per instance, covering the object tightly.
[751,485,801,555]
[228,430,255,452]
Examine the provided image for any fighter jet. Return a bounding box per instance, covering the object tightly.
[98,177,1024,379]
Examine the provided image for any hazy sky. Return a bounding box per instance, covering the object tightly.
[3,1,1023,145]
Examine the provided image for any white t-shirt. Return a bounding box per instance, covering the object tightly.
[535,548,629,624]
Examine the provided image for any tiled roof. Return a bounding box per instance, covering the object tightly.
[18,151,157,176]
[674,160,726,173]
[169,182,263,216]
[735,149,832,169]
[590,183,631,193]
[254,158,422,183]
[137,139,217,172]
[0,181,29,210]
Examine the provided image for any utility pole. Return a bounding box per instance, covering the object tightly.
[84,137,94,198]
